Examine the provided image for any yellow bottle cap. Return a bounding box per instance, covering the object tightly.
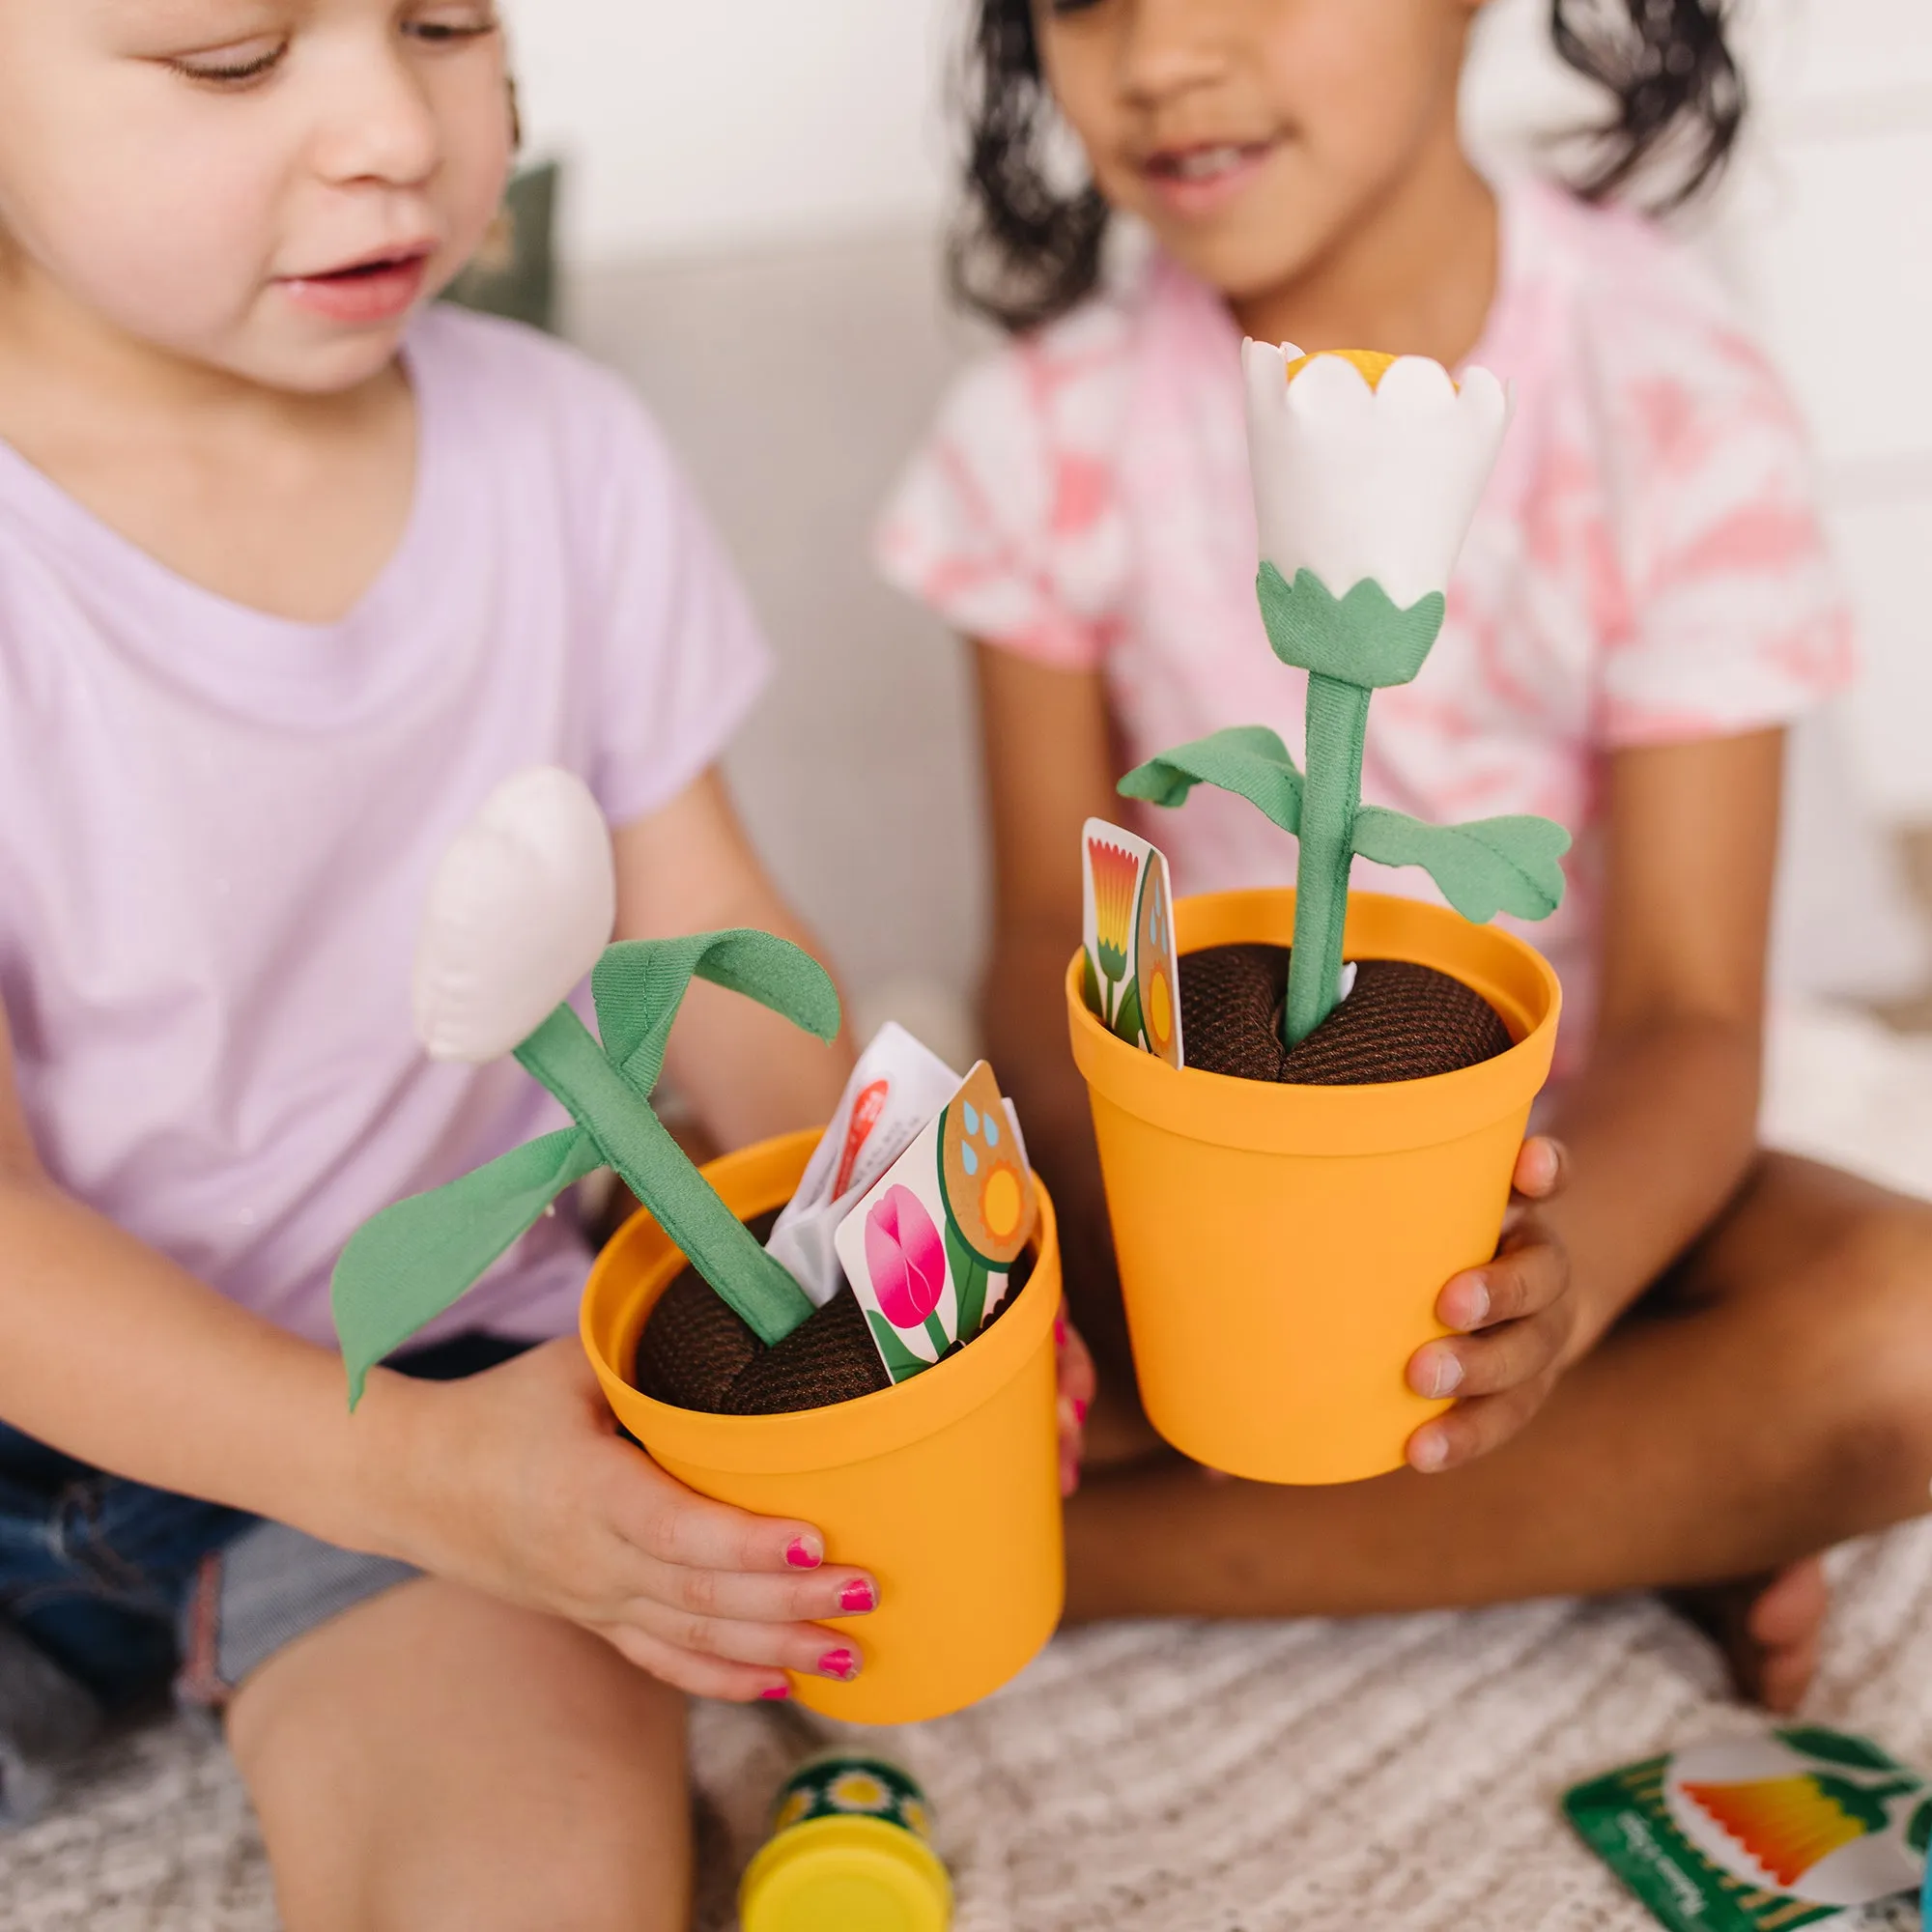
[739,1813,952,1932]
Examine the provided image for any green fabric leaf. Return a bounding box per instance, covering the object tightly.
[516,1004,815,1347]
[1118,724,1304,837]
[1350,806,1570,923]
[591,930,839,1094]
[331,1125,602,1407]
[1256,563,1445,690]
[1113,977,1144,1050]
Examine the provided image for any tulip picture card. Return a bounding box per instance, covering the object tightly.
[834,1062,1037,1384]
[765,1022,962,1309]
[1120,347,1570,1050]
[1082,819,1184,1069]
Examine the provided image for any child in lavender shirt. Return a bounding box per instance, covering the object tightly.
[0,2,935,1917]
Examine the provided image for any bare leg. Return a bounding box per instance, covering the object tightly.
[226,1577,692,1932]
[1067,1156,1932,1646]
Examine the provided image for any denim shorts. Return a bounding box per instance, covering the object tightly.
[0,1333,530,1719]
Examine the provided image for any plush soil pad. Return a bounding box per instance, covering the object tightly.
[1179,943,1512,1085]
[634,1208,1035,1416]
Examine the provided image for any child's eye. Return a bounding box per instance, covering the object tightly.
[404,5,500,45]
[168,38,288,85]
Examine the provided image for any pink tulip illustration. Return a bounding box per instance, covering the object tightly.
[864,1184,951,1355]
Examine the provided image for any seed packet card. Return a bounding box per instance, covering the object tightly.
[766,1023,961,1307]
[833,1061,1037,1384]
[1082,818,1183,1068]
[1564,1726,1930,1932]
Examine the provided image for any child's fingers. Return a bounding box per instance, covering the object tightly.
[614,1598,867,1686]
[641,1555,878,1628]
[1405,1378,1553,1474]
[1511,1135,1569,1200]
[1435,1236,1566,1335]
[1056,1307,1097,1410]
[593,1623,793,1704]
[1407,1306,1565,1404]
[606,1451,833,1577]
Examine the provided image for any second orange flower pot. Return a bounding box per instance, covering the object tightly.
[1067,889,1561,1485]
[581,1129,1065,1724]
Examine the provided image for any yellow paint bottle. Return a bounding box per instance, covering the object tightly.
[740,1753,952,1932]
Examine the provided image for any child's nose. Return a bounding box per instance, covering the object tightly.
[1117,0,1236,103]
[310,46,441,189]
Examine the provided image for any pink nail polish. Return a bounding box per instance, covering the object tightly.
[760,1684,791,1701]
[784,1537,822,1570]
[838,1578,876,1614]
[817,1647,860,1681]
[1072,1397,1089,1426]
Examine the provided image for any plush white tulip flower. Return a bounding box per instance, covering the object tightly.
[412,766,615,1063]
[1120,342,1565,1050]
[1242,342,1510,612]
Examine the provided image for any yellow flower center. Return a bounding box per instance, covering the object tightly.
[980,1166,1023,1241]
[1284,349,1396,389]
[1146,965,1172,1047]
[1282,349,1459,394]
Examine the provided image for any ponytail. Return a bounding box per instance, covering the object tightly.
[948,0,1109,334]
[1551,0,1745,209]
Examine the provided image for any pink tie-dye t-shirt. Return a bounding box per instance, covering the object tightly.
[875,177,1852,1063]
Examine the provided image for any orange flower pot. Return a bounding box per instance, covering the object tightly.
[1066,889,1560,1485]
[581,1129,1065,1723]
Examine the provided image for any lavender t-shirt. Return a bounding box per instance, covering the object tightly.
[0,308,770,1350]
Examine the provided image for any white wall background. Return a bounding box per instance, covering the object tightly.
[504,0,953,263]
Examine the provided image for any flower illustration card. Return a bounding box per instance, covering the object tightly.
[1082,818,1184,1069]
[833,1062,1037,1384]
[766,1022,961,1308]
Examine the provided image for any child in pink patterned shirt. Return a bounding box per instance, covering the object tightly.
[880,0,1932,1710]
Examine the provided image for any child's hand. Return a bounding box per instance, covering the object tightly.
[1056,1301,1095,1496]
[356,1340,878,1703]
[1403,1137,1574,1475]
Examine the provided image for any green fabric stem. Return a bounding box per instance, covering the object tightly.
[330,927,839,1406]
[1119,570,1573,1055]
[1285,673,1371,1045]
[514,1006,815,1347]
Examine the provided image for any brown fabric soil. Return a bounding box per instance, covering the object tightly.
[633,1208,1036,1416]
[1179,944,1512,1085]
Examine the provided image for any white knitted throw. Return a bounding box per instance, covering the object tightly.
[2,1001,1928,1930]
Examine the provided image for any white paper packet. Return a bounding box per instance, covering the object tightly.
[766,1022,962,1306]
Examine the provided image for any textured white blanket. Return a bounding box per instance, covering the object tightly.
[6,1525,1932,1931]
[4,1002,1929,1930]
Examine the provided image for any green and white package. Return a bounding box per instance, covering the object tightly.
[1565,1727,1931,1932]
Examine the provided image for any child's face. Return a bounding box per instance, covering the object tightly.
[0,0,512,393]
[1036,0,1480,307]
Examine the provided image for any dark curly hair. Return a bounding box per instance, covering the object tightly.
[949,0,1746,334]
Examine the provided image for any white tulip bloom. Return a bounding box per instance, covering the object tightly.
[412,766,616,1063]
[1242,341,1511,611]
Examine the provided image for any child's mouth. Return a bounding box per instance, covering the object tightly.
[279,248,433,326]
[1140,140,1276,217]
